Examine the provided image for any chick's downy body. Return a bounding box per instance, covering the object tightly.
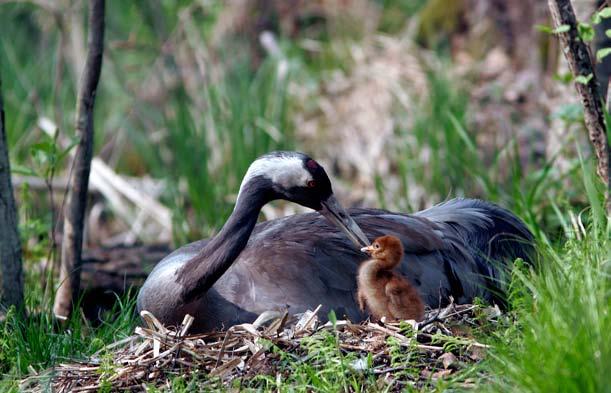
[357,235,425,321]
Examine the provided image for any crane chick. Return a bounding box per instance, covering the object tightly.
[357,235,425,322]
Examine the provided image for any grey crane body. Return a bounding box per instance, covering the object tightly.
[137,152,533,332]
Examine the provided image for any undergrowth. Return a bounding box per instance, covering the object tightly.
[0,292,137,392]
[488,162,610,393]
[1,72,607,392]
[0,1,609,392]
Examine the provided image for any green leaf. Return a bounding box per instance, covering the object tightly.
[535,24,553,34]
[596,47,611,61]
[553,72,573,84]
[448,112,477,154]
[592,12,602,24]
[30,141,55,155]
[552,24,570,34]
[57,139,78,163]
[605,29,611,38]
[327,310,337,328]
[578,23,594,41]
[598,7,611,18]
[10,164,38,177]
[575,74,593,84]
[577,146,604,235]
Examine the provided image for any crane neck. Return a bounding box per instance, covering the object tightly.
[176,178,273,303]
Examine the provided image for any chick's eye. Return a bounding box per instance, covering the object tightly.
[374,243,380,249]
[307,180,316,188]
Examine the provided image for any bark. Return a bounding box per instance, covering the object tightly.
[53,0,105,319]
[0,72,24,316]
[548,0,611,212]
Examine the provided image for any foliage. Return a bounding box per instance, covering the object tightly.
[0,291,137,391]
[489,161,610,393]
[0,0,609,392]
[150,54,295,241]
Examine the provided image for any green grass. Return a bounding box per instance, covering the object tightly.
[1,1,609,391]
[148,53,296,242]
[246,332,372,392]
[487,161,610,393]
[0,1,298,242]
[0,292,138,392]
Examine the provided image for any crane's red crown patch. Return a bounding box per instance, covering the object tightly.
[306,159,318,170]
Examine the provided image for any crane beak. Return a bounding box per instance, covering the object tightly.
[320,194,370,248]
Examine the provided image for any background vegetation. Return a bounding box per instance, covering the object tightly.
[0,0,609,391]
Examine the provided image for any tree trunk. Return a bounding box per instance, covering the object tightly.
[53,0,105,320]
[0,72,24,317]
[548,0,611,212]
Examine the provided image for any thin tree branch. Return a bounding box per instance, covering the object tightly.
[0,70,24,316]
[53,0,105,320]
[548,0,611,212]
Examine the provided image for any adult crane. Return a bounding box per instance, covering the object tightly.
[137,151,532,331]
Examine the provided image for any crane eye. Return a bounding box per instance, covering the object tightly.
[307,180,316,188]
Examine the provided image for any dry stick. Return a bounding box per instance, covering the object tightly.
[548,0,611,213]
[53,0,105,320]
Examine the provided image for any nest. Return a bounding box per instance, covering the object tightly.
[21,301,501,392]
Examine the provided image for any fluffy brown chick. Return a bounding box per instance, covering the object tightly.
[357,235,425,321]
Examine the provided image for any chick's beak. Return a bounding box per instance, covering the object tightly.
[360,245,374,255]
